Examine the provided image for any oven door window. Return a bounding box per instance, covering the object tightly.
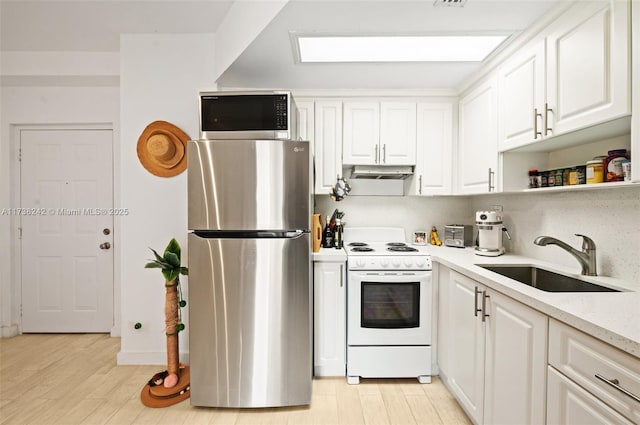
[361,282,420,329]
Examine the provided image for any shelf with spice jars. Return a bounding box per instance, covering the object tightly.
[501,135,635,193]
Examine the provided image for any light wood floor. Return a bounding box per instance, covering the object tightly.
[0,334,471,425]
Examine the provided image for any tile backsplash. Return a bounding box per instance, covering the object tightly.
[315,186,640,285]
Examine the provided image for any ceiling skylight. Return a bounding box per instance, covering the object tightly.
[294,35,509,63]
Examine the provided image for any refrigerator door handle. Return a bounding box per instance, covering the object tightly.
[284,230,306,238]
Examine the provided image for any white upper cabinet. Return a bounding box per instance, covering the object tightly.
[497,40,546,151]
[343,101,416,166]
[411,102,453,196]
[314,100,343,195]
[458,76,499,194]
[296,99,315,146]
[497,0,630,152]
[546,0,630,136]
[342,101,380,165]
[380,102,417,165]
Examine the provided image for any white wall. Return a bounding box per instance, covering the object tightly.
[0,85,119,337]
[117,33,216,365]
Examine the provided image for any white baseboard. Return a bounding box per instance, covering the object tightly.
[117,350,190,366]
[1,324,19,338]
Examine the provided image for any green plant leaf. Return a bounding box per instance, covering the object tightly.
[144,262,164,269]
[164,251,180,268]
[150,248,165,263]
[161,268,173,282]
[164,238,181,261]
[180,267,189,275]
[164,269,180,282]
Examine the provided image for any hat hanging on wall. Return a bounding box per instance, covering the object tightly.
[137,121,190,177]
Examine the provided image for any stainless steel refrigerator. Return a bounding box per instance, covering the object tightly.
[187,138,312,408]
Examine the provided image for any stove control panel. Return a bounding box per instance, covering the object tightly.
[348,255,432,271]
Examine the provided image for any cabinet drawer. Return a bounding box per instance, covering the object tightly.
[549,319,640,422]
[547,366,634,425]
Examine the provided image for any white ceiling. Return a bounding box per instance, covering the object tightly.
[0,0,560,90]
[0,0,234,52]
[217,0,561,90]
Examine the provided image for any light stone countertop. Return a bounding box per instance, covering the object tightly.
[428,245,640,360]
[312,247,347,262]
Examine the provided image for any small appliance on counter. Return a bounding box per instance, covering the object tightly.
[444,225,473,248]
[475,210,511,257]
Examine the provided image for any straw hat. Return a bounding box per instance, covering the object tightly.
[140,365,191,408]
[137,121,190,177]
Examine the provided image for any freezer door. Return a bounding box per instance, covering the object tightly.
[188,232,312,408]
[188,139,310,231]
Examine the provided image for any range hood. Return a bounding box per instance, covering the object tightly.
[349,165,414,180]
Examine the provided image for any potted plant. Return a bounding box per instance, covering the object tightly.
[144,238,188,389]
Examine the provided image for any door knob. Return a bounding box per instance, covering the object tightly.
[100,242,111,250]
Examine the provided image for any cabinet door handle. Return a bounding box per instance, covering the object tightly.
[474,287,482,317]
[339,264,344,288]
[544,103,553,136]
[482,291,490,322]
[418,175,423,195]
[595,374,640,403]
[534,108,543,139]
[375,145,379,164]
[382,144,386,163]
[488,168,495,192]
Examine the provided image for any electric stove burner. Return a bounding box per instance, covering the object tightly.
[351,247,374,252]
[348,242,369,247]
[387,246,418,252]
[386,242,408,247]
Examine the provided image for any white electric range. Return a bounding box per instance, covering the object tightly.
[343,227,433,385]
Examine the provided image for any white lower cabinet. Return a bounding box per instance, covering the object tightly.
[441,269,547,424]
[313,260,346,376]
[547,319,640,424]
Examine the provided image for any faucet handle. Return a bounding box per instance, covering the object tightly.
[575,234,596,250]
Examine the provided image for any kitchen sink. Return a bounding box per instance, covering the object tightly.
[476,265,620,293]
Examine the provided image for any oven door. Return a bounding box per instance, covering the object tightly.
[347,270,432,346]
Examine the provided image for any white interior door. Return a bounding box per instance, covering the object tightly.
[20,128,114,332]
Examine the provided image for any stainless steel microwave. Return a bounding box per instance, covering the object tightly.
[199,90,298,140]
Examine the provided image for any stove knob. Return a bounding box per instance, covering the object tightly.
[392,258,401,268]
[356,258,366,268]
[404,258,413,267]
[415,257,425,267]
[380,258,389,268]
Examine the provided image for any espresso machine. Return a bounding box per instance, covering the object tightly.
[475,210,511,256]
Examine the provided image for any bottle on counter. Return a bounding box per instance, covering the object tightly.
[333,218,343,249]
[322,215,334,248]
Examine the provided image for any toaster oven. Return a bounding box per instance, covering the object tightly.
[444,225,473,248]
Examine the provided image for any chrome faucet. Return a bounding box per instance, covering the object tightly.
[534,234,597,276]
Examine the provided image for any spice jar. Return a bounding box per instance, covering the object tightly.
[604,149,630,182]
[586,160,604,184]
[528,169,539,189]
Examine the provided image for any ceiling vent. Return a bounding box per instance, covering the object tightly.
[434,0,468,7]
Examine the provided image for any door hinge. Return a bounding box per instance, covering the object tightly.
[18,227,22,239]
[18,147,22,162]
